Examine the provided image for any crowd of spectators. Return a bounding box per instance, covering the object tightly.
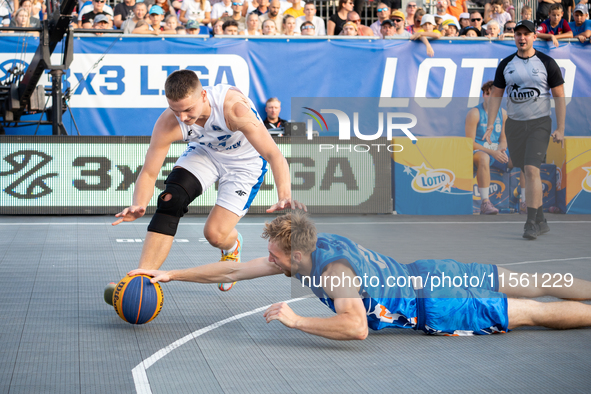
[0,0,589,42]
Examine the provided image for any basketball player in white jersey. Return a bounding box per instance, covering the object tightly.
[107,70,304,299]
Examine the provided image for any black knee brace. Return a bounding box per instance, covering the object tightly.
[147,168,203,236]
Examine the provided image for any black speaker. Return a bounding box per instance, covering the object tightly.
[284,122,305,137]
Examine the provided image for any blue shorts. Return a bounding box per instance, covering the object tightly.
[407,259,509,336]
[473,149,511,173]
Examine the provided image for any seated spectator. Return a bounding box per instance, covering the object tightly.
[261,18,278,34]
[370,3,390,38]
[434,0,459,27]
[405,2,417,27]
[132,5,175,34]
[8,8,39,35]
[299,20,315,35]
[122,2,147,34]
[251,0,269,16]
[295,2,325,36]
[176,25,187,34]
[113,0,135,29]
[328,0,353,35]
[459,11,483,36]
[441,19,459,36]
[410,14,441,57]
[8,1,40,28]
[346,11,373,35]
[486,0,511,29]
[180,0,212,26]
[380,18,395,37]
[93,13,112,35]
[521,5,532,21]
[221,1,246,31]
[260,0,283,33]
[485,19,501,37]
[458,12,470,29]
[165,14,179,31]
[406,8,424,34]
[31,0,46,21]
[503,0,515,21]
[446,0,467,20]
[186,19,201,34]
[536,3,573,47]
[79,0,114,28]
[388,13,411,37]
[466,80,512,215]
[239,12,261,35]
[282,14,299,35]
[283,0,304,18]
[569,4,591,43]
[464,26,480,37]
[340,20,358,35]
[211,0,233,26]
[212,19,224,35]
[263,98,287,129]
[222,19,239,34]
[154,0,174,18]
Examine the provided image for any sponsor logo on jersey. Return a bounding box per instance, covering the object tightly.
[507,83,541,103]
[212,125,222,131]
[235,190,247,196]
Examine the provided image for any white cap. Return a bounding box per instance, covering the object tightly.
[421,14,436,26]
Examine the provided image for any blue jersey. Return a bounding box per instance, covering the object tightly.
[300,233,418,331]
[475,103,503,149]
[569,20,591,36]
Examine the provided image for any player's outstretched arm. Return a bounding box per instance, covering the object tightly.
[112,110,183,225]
[128,256,283,284]
[264,260,368,340]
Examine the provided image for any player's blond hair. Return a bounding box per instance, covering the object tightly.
[262,211,317,255]
[164,70,202,102]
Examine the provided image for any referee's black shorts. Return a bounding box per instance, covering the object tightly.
[505,116,552,171]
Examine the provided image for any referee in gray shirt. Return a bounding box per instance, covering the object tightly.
[484,20,565,240]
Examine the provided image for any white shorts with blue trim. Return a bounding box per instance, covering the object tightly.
[175,144,267,217]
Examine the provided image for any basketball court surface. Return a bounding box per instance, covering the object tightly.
[1,214,590,393]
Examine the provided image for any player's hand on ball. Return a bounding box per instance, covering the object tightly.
[266,198,308,213]
[264,302,299,328]
[127,269,172,283]
[112,205,146,225]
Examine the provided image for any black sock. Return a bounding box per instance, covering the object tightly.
[527,207,537,222]
[536,206,545,223]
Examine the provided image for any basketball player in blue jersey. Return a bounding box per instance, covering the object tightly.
[129,211,591,340]
[107,70,304,302]
[484,20,565,240]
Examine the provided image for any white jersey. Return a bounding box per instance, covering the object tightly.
[175,84,260,158]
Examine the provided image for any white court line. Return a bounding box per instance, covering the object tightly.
[2,221,591,226]
[132,297,308,394]
[497,257,591,267]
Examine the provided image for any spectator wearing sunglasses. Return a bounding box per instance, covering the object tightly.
[80,0,114,28]
[459,10,483,36]
[405,2,417,27]
[295,2,325,36]
[386,12,410,37]
[346,11,373,35]
[371,2,391,38]
[221,1,246,31]
[180,0,212,26]
[284,0,304,18]
[499,20,516,38]
[300,20,315,35]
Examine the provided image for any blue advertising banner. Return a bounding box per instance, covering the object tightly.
[0,36,589,136]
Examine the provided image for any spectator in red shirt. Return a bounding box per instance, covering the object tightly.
[536,3,573,47]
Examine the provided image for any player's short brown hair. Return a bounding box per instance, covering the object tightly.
[481,80,494,93]
[262,211,317,255]
[164,70,202,102]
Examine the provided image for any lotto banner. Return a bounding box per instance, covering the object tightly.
[392,137,473,215]
[472,167,510,214]
[0,136,392,215]
[508,165,556,213]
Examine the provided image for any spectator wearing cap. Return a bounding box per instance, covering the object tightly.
[410,14,441,57]
[113,0,136,29]
[340,20,358,35]
[458,12,470,29]
[463,26,479,37]
[132,5,175,34]
[221,1,245,30]
[459,10,483,36]
[186,19,201,34]
[370,3,390,38]
[536,3,573,47]
[390,14,411,37]
[441,18,459,36]
[295,2,325,36]
[446,0,467,20]
[81,0,114,28]
[380,18,395,38]
[122,2,147,33]
[180,0,212,26]
[299,20,315,35]
[211,0,233,26]
[569,4,591,43]
[405,1,417,27]
[346,11,373,35]
[93,13,112,35]
[435,0,459,27]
